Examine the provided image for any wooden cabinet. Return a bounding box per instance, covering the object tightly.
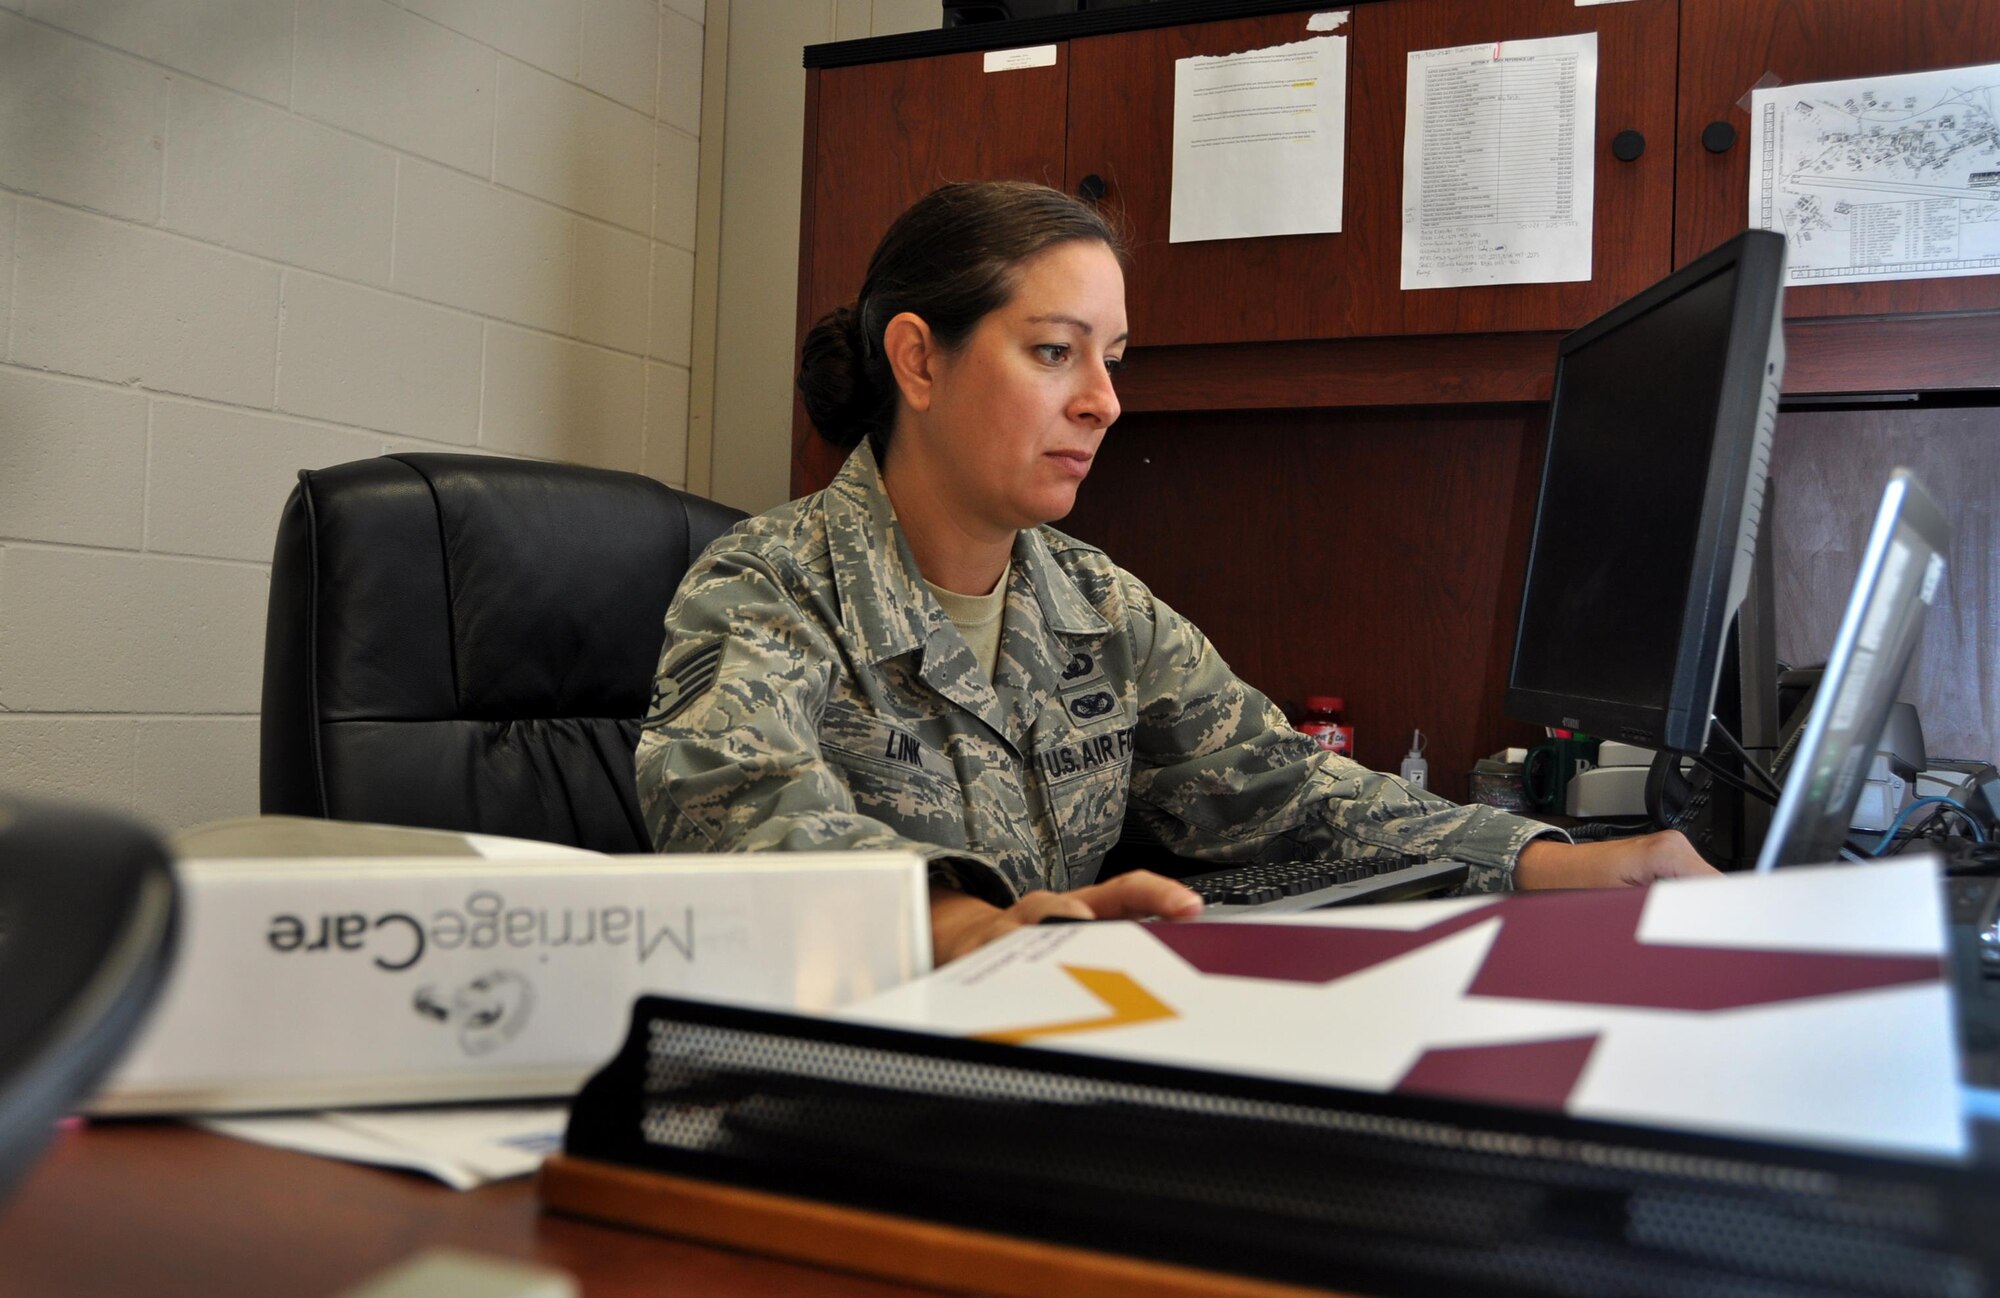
[801,0,2000,381]
[1064,0,1681,345]
[795,0,1692,482]
[805,2,1680,351]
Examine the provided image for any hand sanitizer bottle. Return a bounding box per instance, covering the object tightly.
[1399,730,1429,790]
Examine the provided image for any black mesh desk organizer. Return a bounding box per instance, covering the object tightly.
[566,995,2000,1298]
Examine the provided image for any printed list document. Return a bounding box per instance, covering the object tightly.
[1170,33,1348,244]
[1750,62,2000,288]
[1401,33,1598,290]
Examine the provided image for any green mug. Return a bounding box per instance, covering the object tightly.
[1523,737,1601,813]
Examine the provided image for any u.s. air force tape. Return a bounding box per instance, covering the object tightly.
[644,641,723,726]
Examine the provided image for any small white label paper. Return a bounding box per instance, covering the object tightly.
[1402,33,1598,289]
[1170,34,1348,243]
[1750,61,2000,287]
[983,45,1057,73]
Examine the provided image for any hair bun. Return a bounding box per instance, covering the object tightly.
[797,304,888,451]
[839,302,869,353]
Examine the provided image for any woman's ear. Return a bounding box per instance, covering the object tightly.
[883,312,937,413]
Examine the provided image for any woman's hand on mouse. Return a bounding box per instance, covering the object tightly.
[930,871,1203,965]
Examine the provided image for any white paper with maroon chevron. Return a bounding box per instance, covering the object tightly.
[842,858,1964,1158]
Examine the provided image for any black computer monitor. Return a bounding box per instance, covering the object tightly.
[1755,470,1951,871]
[1507,230,1788,757]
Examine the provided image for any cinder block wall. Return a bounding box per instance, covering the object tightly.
[0,0,707,832]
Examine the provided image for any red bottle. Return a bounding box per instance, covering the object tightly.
[1299,695,1353,757]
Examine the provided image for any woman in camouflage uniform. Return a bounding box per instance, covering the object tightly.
[637,181,1713,964]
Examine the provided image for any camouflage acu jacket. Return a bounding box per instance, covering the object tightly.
[635,445,1556,906]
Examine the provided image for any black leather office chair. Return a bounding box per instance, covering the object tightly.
[0,796,178,1204]
[259,454,746,853]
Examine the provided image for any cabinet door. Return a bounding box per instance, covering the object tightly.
[802,50,1069,334]
[1348,0,1678,336]
[1064,0,1678,347]
[795,51,1069,493]
[1065,10,1370,347]
[1677,0,2000,319]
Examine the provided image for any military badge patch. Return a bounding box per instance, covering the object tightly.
[1067,690,1116,721]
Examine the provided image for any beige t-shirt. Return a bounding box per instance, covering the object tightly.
[925,577,1007,683]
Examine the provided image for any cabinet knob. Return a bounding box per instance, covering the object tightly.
[1611,130,1645,162]
[1702,121,1738,154]
[1077,173,1108,203]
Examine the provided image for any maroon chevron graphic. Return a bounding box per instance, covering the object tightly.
[1150,887,1942,1010]
[1152,900,1503,984]
[1394,1034,1601,1108]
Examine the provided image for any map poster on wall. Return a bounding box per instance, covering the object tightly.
[1750,62,2000,287]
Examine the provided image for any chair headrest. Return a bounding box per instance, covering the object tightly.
[286,454,741,722]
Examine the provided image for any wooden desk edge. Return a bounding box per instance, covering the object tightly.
[537,1154,1366,1298]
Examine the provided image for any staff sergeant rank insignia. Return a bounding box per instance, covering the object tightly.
[645,640,723,726]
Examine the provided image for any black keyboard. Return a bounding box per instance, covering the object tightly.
[1183,855,1471,915]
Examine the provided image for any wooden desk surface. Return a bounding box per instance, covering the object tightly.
[0,1122,940,1298]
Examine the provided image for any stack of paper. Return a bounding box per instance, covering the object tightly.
[201,1103,567,1190]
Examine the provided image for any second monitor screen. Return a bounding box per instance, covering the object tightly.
[1512,263,1741,721]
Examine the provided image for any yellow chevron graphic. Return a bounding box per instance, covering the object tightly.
[972,965,1177,1044]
